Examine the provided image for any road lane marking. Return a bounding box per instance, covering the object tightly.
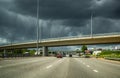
[55,59,63,64]
[46,59,65,69]
[46,65,53,69]
[86,65,90,67]
[93,70,98,72]
[58,59,62,62]
[74,58,86,64]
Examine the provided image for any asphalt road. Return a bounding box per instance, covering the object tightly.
[0,57,120,78]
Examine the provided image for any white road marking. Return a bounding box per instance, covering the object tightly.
[74,58,85,64]
[46,65,53,69]
[46,59,64,69]
[87,65,90,67]
[93,70,98,72]
[46,59,64,68]
[58,59,62,62]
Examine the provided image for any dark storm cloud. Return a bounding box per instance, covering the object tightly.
[0,8,36,43]
[14,0,120,19]
[62,19,88,27]
[14,0,91,20]
[93,17,120,34]
[0,0,120,45]
[93,0,120,19]
[13,0,120,31]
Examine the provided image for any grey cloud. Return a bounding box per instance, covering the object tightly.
[62,19,88,27]
[92,17,120,34]
[0,8,36,43]
[0,0,120,45]
[14,0,91,20]
[13,0,120,20]
[41,20,72,38]
[93,0,120,19]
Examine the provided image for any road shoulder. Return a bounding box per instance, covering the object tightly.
[95,58,120,64]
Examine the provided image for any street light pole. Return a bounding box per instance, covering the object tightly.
[36,0,39,54]
[11,38,13,57]
[91,12,93,37]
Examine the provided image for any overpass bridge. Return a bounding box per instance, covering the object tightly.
[0,33,120,56]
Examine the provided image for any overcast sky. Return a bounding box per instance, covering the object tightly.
[0,0,120,48]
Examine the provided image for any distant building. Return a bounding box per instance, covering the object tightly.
[85,50,91,54]
[93,51,102,55]
[35,50,42,55]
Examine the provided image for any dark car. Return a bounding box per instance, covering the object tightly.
[56,53,62,58]
[69,54,72,57]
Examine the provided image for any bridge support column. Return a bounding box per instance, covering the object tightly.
[3,49,6,58]
[42,46,48,56]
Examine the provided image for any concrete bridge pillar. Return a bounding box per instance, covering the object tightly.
[42,46,48,56]
[4,49,6,58]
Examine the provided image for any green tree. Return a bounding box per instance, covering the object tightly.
[21,49,29,54]
[29,50,35,56]
[81,45,88,53]
[76,49,80,53]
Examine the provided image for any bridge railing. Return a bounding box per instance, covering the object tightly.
[41,32,120,41]
[93,32,120,37]
[41,35,89,41]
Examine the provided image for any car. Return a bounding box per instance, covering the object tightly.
[56,53,62,58]
[69,54,72,57]
[80,54,90,58]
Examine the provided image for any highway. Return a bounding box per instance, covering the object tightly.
[0,57,120,78]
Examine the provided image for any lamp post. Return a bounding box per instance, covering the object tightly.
[91,12,93,37]
[36,0,39,54]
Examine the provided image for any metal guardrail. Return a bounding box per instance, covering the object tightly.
[0,32,120,46]
[41,32,120,41]
[93,32,120,37]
